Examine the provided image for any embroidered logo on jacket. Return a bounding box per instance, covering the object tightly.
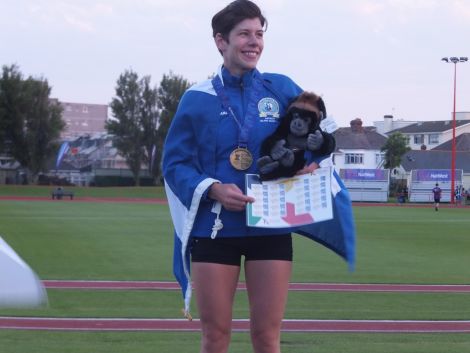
[258,98,280,120]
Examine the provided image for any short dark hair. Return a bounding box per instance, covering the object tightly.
[211,0,267,39]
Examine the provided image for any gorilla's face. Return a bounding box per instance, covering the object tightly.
[288,107,320,137]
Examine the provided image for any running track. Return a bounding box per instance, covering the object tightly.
[2,280,470,332]
[1,197,468,332]
[1,317,470,333]
[42,280,470,293]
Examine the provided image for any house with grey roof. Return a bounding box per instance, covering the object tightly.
[400,149,470,173]
[331,119,391,201]
[373,114,417,135]
[332,118,388,171]
[399,136,470,192]
[332,116,470,199]
[388,119,470,151]
[431,133,470,151]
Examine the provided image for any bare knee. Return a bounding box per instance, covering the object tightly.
[250,324,281,353]
[200,322,232,353]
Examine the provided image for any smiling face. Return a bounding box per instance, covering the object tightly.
[215,17,264,76]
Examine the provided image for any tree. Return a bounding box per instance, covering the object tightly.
[18,78,64,179]
[107,70,159,186]
[154,72,191,181]
[381,132,410,169]
[0,65,25,155]
[140,76,159,179]
[107,69,190,186]
[0,64,64,182]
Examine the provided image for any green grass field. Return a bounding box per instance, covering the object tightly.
[0,185,167,199]
[1,185,470,352]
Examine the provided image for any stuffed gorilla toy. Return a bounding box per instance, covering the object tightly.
[256,91,335,181]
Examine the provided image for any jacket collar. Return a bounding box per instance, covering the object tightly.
[218,65,259,88]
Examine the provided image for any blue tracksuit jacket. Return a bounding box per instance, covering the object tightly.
[163,66,355,316]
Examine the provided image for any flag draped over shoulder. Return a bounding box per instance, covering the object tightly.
[166,162,356,318]
[297,168,355,271]
[165,177,220,319]
[172,232,192,317]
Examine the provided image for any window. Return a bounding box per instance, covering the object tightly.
[375,153,384,165]
[345,153,364,164]
[428,134,439,144]
[414,134,424,144]
[82,106,88,113]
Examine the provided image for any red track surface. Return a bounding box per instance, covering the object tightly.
[43,280,470,293]
[0,280,467,332]
[1,317,470,333]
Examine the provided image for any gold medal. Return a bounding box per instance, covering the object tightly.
[230,148,253,170]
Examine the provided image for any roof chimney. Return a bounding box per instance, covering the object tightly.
[383,115,393,133]
[350,118,364,133]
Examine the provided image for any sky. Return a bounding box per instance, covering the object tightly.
[1,0,470,128]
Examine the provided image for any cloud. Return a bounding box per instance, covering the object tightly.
[453,0,470,19]
[346,0,456,41]
[66,16,95,33]
[352,0,470,22]
[354,0,439,15]
[22,0,115,33]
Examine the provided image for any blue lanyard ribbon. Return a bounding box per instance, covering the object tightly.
[211,71,263,149]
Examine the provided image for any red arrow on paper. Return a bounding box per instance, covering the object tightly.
[281,202,313,225]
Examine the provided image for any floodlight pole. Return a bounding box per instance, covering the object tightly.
[441,56,468,204]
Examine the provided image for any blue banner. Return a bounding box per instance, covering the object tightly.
[416,169,451,182]
[342,169,388,181]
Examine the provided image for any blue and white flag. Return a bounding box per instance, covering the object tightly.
[55,141,70,169]
[165,172,356,319]
[165,177,220,319]
[297,169,355,271]
[166,159,355,318]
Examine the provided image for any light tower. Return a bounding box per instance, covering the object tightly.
[441,56,468,203]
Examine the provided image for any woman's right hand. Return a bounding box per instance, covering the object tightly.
[208,183,255,211]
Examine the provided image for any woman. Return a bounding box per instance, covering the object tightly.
[163,1,319,352]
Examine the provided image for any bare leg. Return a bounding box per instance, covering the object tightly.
[245,260,292,353]
[192,262,241,353]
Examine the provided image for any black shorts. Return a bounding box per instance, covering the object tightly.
[190,234,293,266]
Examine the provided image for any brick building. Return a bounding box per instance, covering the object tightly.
[60,101,108,140]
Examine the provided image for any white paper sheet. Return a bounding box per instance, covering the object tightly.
[246,168,333,228]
